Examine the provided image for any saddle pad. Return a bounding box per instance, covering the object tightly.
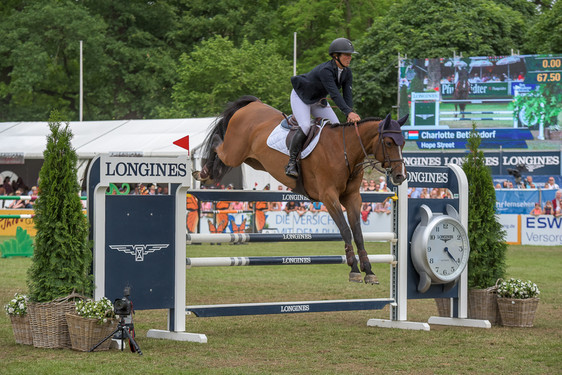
[266,120,328,158]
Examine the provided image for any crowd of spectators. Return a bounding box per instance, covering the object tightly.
[0,176,39,209]
[530,189,562,217]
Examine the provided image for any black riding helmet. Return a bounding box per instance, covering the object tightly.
[329,38,358,56]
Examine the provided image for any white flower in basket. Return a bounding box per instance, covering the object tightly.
[497,278,540,300]
[75,297,116,323]
[4,293,28,317]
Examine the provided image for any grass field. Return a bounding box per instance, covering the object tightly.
[1,241,561,374]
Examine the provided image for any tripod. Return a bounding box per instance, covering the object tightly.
[89,315,143,355]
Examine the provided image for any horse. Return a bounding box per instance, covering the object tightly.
[453,68,471,118]
[194,96,407,284]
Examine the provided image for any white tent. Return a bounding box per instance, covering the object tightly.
[0,119,283,190]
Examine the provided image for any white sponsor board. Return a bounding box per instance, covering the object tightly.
[521,215,562,246]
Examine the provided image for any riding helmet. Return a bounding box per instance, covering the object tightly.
[329,38,358,56]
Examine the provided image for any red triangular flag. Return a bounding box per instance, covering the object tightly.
[173,135,189,154]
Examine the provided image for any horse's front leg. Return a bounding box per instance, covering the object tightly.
[323,199,362,283]
[342,196,379,285]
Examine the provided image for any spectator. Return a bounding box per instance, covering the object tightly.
[284,200,297,214]
[543,201,554,215]
[530,203,543,216]
[552,190,562,217]
[420,188,430,198]
[374,197,391,215]
[430,188,440,199]
[360,179,368,192]
[2,177,13,195]
[366,180,377,192]
[269,184,285,211]
[409,187,421,198]
[378,176,386,191]
[310,201,326,213]
[544,177,560,189]
[495,183,502,189]
[7,188,31,209]
[360,202,372,222]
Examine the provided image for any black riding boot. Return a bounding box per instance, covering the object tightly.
[285,127,307,178]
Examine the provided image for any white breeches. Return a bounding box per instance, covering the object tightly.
[290,89,340,134]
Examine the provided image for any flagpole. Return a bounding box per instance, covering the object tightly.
[80,40,83,122]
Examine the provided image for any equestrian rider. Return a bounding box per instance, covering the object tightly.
[285,37,361,178]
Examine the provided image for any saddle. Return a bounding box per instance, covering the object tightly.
[281,114,324,150]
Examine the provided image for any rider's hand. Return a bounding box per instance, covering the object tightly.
[347,112,361,123]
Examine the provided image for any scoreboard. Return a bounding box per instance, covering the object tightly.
[524,55,562,84]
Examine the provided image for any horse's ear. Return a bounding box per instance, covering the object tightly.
[397,114,409,126]
[382,113,391,128]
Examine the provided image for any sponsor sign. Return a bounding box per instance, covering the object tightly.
[403,151,561,176]
[522,215,562,246]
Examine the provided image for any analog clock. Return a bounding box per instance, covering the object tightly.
[411,204,470,293]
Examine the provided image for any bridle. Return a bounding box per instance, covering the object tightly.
[343,121,405,179]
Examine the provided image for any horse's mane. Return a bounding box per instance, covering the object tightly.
[329,117,382,128]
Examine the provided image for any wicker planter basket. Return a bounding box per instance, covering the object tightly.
[65,313,117,351]
[10,315,34,345]
[497,297,539,327]
[435,298,451,317]
[27,294,80,348]
[468,288,502,325]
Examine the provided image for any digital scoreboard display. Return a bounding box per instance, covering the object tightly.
[524,55,562,84]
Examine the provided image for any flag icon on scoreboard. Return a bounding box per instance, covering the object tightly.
[407,131,419,140]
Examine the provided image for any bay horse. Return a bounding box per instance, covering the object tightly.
[194,96,407,284]
[453,68,471,118]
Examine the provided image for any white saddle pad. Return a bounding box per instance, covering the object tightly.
[266,122,328,159]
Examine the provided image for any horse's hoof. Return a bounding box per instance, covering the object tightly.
[364,274,379,285]
[349,272,363,283]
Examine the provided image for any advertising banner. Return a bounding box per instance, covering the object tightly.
[403,150,561,176]
[521,215,562,246]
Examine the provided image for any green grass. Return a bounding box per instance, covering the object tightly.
[1,242,561,374]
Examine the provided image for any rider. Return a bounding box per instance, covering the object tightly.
[285,37,361,179]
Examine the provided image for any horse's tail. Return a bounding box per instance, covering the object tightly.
[201,95,260,181]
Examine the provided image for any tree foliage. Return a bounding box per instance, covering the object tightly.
[0,0,557,121]
[27,110,92,302]
[166,36,292,117]
[462,124,507,289]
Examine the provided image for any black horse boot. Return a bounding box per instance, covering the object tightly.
[285,127,307,178]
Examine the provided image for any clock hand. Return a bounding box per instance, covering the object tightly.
[444,247,459,265]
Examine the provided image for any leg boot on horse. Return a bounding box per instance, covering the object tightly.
[285,126,307,178]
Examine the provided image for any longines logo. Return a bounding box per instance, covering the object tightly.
[109,244,170,261]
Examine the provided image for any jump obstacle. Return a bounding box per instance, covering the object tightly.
[88,155,490,344]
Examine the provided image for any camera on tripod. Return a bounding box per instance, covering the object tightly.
[114,286,133,316]
[507,163,528,186]
[89,286,142,355]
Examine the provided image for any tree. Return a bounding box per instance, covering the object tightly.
[525,0,562,53]
[166,36,292,117]
[27,110,92,302]
[353,0,530,117]
[462,124,507,289]
[0,1,107,121]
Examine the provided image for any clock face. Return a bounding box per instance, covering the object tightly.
[425,218,469,282]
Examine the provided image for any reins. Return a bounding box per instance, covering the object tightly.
[342,120,405,180]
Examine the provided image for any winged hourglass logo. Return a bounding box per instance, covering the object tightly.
[109,244,170,261]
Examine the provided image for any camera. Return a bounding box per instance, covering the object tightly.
[507,164,527,186]
[114,287,133,316]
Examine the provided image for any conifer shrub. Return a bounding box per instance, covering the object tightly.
[27,110,92,302]
[462,124,507,289]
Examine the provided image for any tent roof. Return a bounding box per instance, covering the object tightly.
[0,118,215,159]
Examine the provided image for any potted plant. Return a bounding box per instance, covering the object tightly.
[66,297,117,351]
[462,124,507,324]
[4,293,33,345]
[496,278,540,327]
[26,110,93,348]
